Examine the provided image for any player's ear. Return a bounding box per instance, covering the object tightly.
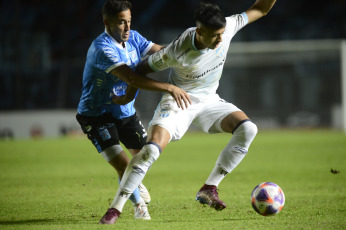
[196,27,202,36]
[103,18,110,27]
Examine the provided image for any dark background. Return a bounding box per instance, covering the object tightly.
[1,0,345,111]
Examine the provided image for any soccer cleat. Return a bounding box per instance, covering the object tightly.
[196,184,226,211]
[138,183,151,204]
[134,200,151,220]
[99,208,120,224]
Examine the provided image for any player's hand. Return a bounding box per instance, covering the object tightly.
[168,85,192,110]
[112,95,130,105]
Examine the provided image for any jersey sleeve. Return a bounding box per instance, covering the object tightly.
[224,12,248,38]
[92,40,125,73]
[132,30,154,58]
[148,40,177,72]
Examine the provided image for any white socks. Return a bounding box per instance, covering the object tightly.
[205,121,258,186]
[110,143,161,212]
[109,121,257,211]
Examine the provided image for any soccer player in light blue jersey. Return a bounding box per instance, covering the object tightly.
[99,0,277,224]
[76,0,191,222]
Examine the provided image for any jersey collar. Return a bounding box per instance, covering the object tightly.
[104,29,127,50]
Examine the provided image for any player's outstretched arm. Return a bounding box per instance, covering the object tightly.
[245,0,276,23]
[148,44,164,55]
[112,44,164,105]
[135,58,191,109]
[111,64,191,109]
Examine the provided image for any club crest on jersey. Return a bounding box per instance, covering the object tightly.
[215,44,225,58]
[129,50,139,63]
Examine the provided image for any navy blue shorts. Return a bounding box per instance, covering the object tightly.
[76,113,147,153]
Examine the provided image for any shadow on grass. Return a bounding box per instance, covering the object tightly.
[0,218,91,225]
[156,216,259,223]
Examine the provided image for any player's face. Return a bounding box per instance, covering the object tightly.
[197,27,225,50]
[106,9,131,44]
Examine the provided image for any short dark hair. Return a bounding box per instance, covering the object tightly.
[102,0,132,19]
[194,2,226,29]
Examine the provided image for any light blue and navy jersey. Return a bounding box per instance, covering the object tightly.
[77,30,153,118]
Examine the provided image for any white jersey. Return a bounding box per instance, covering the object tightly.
[148,12,248,99]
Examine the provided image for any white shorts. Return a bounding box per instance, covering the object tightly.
[148,93,241,141]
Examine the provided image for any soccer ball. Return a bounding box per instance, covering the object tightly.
[251,182,285,216]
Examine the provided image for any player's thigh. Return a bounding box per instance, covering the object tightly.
[117,114,147,150]
[193,96,242,134]
[76,114,120,152]
[149,94,195,142]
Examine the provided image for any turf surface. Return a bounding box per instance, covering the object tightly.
[0,130,345,229]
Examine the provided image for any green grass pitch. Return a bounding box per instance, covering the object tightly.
[0,130,345,230]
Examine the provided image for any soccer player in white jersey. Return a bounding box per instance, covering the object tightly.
[98,0,277,224]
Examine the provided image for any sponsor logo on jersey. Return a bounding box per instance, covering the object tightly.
[185,58,225,79]
[113,84,127,96]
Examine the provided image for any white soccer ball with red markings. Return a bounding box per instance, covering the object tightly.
[251,182,285,216]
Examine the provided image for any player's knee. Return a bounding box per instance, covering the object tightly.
[100,145,123,162]
[243,121,258,140]
[131,143,161,173]
[233,120,258,149]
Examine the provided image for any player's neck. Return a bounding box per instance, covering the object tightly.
[105,28,126,48]
[194,33,206,50]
